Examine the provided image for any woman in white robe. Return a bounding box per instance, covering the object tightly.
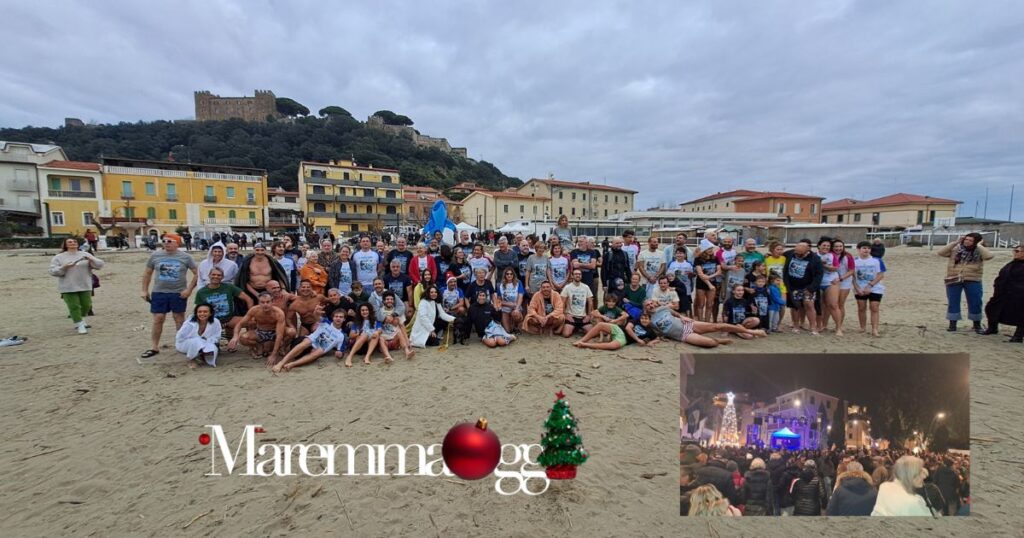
[410,286,455,348]
[175,303,222,368]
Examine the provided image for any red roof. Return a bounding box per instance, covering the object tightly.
[734,191,823,202]
[40,160,101,171]
[822,193,961,211]
[680,189,763,205]
[530,178,638,194]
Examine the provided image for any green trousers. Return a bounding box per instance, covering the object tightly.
[62,291,93,323]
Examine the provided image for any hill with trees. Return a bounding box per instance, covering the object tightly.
[0,109,519,192]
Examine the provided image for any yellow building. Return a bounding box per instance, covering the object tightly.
[100,158,267,238]
[297,160,403,236]
[821,193,961,227]
[517,177,637,220]
[37,160,104,236]
[460,189,550,230]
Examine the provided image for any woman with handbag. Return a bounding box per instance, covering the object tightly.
[49,237,105,334]
[937,233,994,333]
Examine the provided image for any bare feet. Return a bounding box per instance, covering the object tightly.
[189,359,199,370]
[737,333,754,340]
[752,329,767,337]
[572,341,583,347]
[871,330,880,337]
[715,338,733,345]
[835,329,844,336]
[405,349,416,360]
[363,356,371,365]
[272,362,286,373]
[383,354,394,364]
[344,357,353,367]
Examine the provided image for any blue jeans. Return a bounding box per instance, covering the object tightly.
[945,281,983,321]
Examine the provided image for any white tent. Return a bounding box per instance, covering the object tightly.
[455,222,479,233]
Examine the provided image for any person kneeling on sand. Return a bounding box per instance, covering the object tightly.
[175,303,222,369]
[643,300,766,348]
[467,290,517,348]
[272,310,347,373]
[523,281,565,335]
[228,292,288,365]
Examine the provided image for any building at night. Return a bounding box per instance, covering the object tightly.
[744,388,840,450]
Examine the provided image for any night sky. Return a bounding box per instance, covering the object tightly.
[685,353,969,439]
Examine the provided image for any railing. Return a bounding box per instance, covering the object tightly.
[377,197,402,204]
[269,217,301,224]
[203,218,259,226]
[204,195,218,203]
[103,165,263,183]
[306,193,334,201]
[246,198,257,205]
[308,211,334,218]
[98,216,148,224]
[48,190,97,198]
[166,194,179,201]
[338,195,374,203]
[121,194,135,200]
[336,213,376,221]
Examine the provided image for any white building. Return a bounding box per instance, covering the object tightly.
[747,388,840,450]
[0,141,69,231]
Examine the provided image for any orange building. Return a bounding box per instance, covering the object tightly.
[731,192,823,223]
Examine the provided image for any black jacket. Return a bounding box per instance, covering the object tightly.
[825,473,877,516]
[327,259,358,292]
[791,469,827,515]
[741,469,774,516]
[932,465,961,515]
[776,465,800,508]
[782,250,823,291]
[467,301,498,338]
[602,247,632,285]
[695,460,738,506]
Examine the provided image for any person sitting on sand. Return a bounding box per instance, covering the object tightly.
[175,303,222,369]
[643,300,766,348]
[342,303,387,367]
[560,269,594,338]
[228,292,288,364]
[298,254,328,295]
[591,293,629,327]
[523,281,565,335]
[467,289,517,348]
[722,284,761,333]
[496,268,526,334]
[573,321,630,350]
[378,292,416,358]
[410,286,456,348]
[272,310,348,373]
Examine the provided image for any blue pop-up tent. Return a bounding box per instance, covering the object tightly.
[770,427,801,450]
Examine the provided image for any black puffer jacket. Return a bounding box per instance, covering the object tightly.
[695,459,738,505]
[791,469,827,516]
[741,469,774,516]
[776,464,800,508]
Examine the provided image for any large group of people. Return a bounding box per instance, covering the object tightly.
[47,222,1024,367]
[680,444,970,517]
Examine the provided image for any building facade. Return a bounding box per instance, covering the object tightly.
[844,405,874,450]
[731,193,823,223]
[267,188,302,234]
[745,388,840,450]
[517,178,636,221]
[460,190,550,231]
[194,90,280,122]
[37,161,104,237]
[99,158,267,237]
[404,185,461,226]
[0,141,69,231]
[679,190,763,213]
[297,159,403,236]
[821,193,961,227]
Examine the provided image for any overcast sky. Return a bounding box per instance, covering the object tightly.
[2,1,1022,216]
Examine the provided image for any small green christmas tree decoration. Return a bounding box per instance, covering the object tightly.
[538,390,588,479]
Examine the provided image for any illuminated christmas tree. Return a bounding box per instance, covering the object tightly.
[719,392,739,446]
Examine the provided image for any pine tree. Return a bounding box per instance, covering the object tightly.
[538,391,588,473]
[719,392,739,446]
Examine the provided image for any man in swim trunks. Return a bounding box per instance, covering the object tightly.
[288,279,325,337]
[237,243,290,298]
[272,309,348,373]
[642,300,766,348]
[229,292,289,364]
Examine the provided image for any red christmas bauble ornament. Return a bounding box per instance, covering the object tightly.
[442,418,501,480]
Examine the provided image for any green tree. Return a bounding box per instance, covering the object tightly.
[318,105,352,117]
[538,391,589,470]
[828,400,847,449]
[373,110,414,126]
[275,97,310,117]
[931,424,951,453]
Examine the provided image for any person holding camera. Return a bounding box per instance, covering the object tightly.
[937,233,993,333]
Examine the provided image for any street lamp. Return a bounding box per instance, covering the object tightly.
[794,399,801,408]
[936,412,946,420]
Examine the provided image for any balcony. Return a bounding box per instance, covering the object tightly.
[336,213,377,221]
[377,197,402,205]
[204,218,259,226]
[306,193,334,202]
[166,194,179,201]
[120,194,135,200]
[246,197,258,205]
[337,194,374,203]
[309,211,334,218]
[48,190,97,198]
[304,176,399,189]
[98,216,147,225]
[204,195,218,203]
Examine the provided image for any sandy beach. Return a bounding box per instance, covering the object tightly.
[0,246,1020,536]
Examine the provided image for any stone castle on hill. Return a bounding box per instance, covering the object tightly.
[194,89,280,122]
[366,114,468,158]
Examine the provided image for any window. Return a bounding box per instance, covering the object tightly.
[145,182,156,196]
[384,190,396,198]
[605,195,608,202]
[582,208,587,217]
[343,172,350,180]
[520,205,524,213]
[167,183,177,198]
[207,210,216,219]
[558,207,563,215]
[559,192,563,200]
[837,214,844,223]
[408,207,415,215]
[229,210,237,219]
[83,212,94,226]
[582,193,586,201]
[503,204,509,213]
[571,208,576,216]
[121,181,133,197]
[811,203,817,215]
[168,209,178,220]
[572,192,576,201]
[366,205,373,213]
[386,206,396,214]
[146,207,156,219]
[314,203,326,212]
[124,207,135,219]
[777,203,786,214]
[929,210,936,222]
[285,196,296,203]
[51,212,65,226]
[604,209,608,217]
[313,185,325,195]
[383,175,393,183]
[872,213,880,225]
[350,224,359,231]
[249,211,256,220]
[205,185,214,197]
[795,203,802,214]
[615,195,619,203]
[917,210,924,224]
[853,213,861,223]
[247,187,255,201]
[310,169,326,179]
[226,187,236,199]
[725,202,729,207]
[625,196,629,205]
[533,206,538,215]
[822,216,829,223]
[364,189,374,197]
[49,177,61,191]
[339,204,347,213]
